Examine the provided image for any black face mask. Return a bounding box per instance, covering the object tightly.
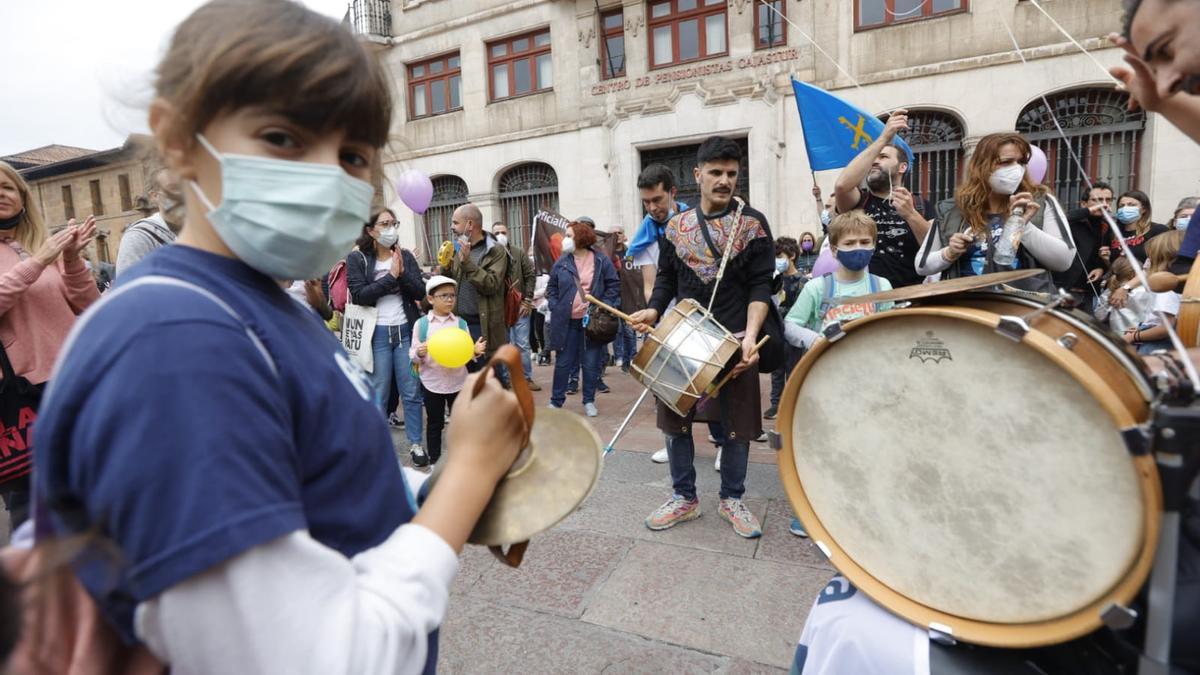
[0,210,23,230]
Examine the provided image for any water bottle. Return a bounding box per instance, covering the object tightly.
[992,206,1025,267]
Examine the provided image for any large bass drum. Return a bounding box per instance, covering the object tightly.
[777,294,1161,648]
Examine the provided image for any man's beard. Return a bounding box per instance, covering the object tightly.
[866,169,893,194]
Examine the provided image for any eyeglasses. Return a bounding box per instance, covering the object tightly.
[376,220,397,227]
[432,293,457,301]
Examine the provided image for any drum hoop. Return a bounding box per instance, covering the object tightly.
[777,305,1162,648]
[948,291,1156,404]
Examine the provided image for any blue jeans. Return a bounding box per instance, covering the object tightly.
[665,431,748,501]
[507,313,533,382]
[371,324,423,446]
[552,319,605,406]
[613,320,638,364]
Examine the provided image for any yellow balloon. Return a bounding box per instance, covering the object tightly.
[427,327,475,368]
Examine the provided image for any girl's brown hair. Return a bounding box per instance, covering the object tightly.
[568,221,597,251]
[1145,229,1185,275]
[1107,256,1136,293]
[954,133,1045,237]
[155,0,392,148]
[0,162,47,252]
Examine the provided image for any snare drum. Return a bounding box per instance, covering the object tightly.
[631,298,741,417]
[777,297,1161,648]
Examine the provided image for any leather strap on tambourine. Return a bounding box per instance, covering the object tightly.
[470,345,534,566]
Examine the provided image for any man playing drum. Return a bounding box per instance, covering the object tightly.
[628,136,774,539]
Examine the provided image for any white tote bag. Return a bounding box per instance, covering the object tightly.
[341,300,378,373]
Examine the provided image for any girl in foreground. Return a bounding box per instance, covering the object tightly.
[33,1,524,673]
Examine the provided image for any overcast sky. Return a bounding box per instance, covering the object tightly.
[0,0,350,158]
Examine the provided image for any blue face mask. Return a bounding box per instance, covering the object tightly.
[1116,206,1141,225]
[820,209,831,227]
[775,257,789,274]
[190,134,373,280]
[835,247,874,271]
[1176,217,1190,231]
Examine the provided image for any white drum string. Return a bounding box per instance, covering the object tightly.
[1026,0,1123,86]
[1003,19,1200,389]
[708,198,747,314]
[883,0,930,18]
[756,0,901,115]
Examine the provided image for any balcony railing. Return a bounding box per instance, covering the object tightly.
[348,0,391,38]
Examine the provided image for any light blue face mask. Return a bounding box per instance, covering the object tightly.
[190,134,373,280]
[1176,216,1191,231]
[1116,206,1141,225]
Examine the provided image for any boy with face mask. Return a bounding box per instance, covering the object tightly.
[784,211,894,347]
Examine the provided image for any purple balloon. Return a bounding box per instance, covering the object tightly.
[395,169,434,215]
[811,247,838,277]
[1027,145,1048,185]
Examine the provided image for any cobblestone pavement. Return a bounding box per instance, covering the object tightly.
[394,359,835,674]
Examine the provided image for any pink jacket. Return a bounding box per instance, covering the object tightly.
[0,242,100,385]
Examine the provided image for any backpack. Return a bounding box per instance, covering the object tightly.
[327,259,349,313]
[410,314,469,378]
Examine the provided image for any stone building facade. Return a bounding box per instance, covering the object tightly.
[3,136,156,264]
[366,0,1198,260]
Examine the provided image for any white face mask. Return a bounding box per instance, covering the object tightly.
[190,134,371,280]
[377,227,398,249]
[988,164,1026,196]
[561,237,576,254]
[1177,216,1191,231]
[495,233,509,247]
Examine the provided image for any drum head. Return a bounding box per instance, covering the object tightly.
[779,307,1160,647]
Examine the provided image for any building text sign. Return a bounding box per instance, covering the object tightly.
[591,48,800,96]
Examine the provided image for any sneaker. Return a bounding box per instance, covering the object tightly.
[763,405,778,420]
[719,498,762,538]
[714,447,721,472]
[614,358,624,368]
[707,432,718,444]
[409,444,429,468]
[756,430,768,443]
[388,412,404,428]
[597,381,611,394]
[526,379,542,392]
[645,496,701,530]
[651,447,669,463]
[584,402,598,417]
[548,402,562,409]
[566,384,578,395]
[789,517,809,538]
[621,363,631,375]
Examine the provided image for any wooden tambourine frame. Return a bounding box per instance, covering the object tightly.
[776,306,1162,648]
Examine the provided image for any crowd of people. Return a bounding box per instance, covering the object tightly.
[0,0,1196,672]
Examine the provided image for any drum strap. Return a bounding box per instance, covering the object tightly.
[696,198,747,314]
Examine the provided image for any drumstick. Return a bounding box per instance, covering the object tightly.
[704,335,770,400]
[584,294,637,323]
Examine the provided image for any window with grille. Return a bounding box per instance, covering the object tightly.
[647,0,728,69]
[488,29,553,102]
[756,0,786,49]
[1015,88,1145,208]
[409,52,462,119]
[498,163,559,249]
[638,138,750,212]
[601,9,626,80]
[891,110,965,207]
[420,175,469,264]
[89,179,104,216]
[856,0,967,31]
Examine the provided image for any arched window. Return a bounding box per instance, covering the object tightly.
[498,163,559,249]
[1015,88,1145,207]
[420,175,468,263]
[897,110,965,207]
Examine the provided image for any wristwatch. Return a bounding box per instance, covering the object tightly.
[1120,283,1133,292]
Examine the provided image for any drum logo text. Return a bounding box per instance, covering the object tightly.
[909,331,953,364]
